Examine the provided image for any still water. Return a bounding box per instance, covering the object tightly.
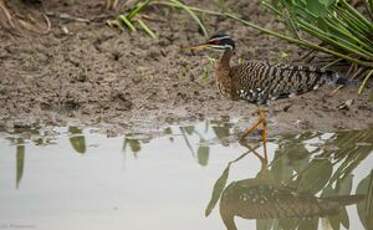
[0,120,372,230]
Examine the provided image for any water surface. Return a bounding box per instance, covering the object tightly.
[0,121,372,230]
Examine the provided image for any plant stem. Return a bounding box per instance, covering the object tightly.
[358,69,373,94]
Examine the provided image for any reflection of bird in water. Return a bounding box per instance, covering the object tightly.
[188,34,349,160]
[220,179,364,230]
[217,148,365,230]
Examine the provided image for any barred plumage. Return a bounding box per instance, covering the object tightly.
[192,33,346,105]
[230,61,340,104]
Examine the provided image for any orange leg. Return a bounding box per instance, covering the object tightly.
[239,108,268,161]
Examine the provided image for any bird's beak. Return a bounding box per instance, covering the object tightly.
[185,43,210,51]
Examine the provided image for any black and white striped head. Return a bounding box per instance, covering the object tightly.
[189,33,235,51]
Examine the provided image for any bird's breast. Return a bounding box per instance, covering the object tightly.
[215,68,234,99]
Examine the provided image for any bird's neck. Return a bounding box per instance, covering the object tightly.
[215,49,234,98]
[218,49,233,71]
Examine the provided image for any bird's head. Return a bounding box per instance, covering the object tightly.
[188,33,235,52]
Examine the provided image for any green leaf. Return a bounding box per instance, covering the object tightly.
[270,151,294,185]
[127,0,152,20]
[119,15,137,32]
[356,170,373,229]
[183,126,194,135]
[305,0,327,17]
[205,164,230,216]
[296,159,333,194]
[197,144,209,166]
[340,207,350,229]
[16,138,25,189]
[336,174,353,195]
[163,127,172,135]
[128,139,141,153]
[136,18,157,39]
[69,127,86,154]
[212,126,230,142]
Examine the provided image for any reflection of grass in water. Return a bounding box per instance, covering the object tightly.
[325,130,373,184]
[206,128,373,230]
[16,138,25,189]
[68,127,86,154]
[356,170,373,229]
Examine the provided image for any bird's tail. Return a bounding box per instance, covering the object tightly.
[324,194,365,206]
[326,71,358,86]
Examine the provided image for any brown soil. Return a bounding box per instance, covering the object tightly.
[1,0,373,135]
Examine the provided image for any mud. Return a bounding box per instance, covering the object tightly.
[1,0,373,136]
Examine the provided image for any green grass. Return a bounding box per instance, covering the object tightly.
[107,0,208,38]
[261,0,373,93]
[108,0,373,93]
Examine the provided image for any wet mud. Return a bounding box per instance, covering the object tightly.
[1,0,373,135]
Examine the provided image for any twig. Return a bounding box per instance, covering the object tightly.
[358,69,373,94]
[296,49,316,63]
[322,58,344,70]
[352,66,366,79]
[346,64,357,77]
[46,12,90,23]
[328,85,344,97]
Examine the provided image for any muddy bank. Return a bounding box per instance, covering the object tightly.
[1,0,373,136]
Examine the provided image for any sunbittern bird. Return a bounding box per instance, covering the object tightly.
[219,178,364,230]
[188,33,349,159]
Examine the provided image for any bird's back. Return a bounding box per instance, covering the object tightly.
[230,61,341,104]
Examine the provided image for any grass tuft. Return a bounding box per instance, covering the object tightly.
[107,0,208,38]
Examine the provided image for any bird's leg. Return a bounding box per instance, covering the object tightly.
[260,109,268,162]
[239,108,268,161]
[240,142,268,166]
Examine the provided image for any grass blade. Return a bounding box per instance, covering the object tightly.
[358,69,373,94]
[136,18,157,38]
[128,0,152,20]
[119,15,137,31]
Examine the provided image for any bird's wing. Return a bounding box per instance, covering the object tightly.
[231,61,336,104]
[220,184,342,219]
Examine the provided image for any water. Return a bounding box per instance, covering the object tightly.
[0,120,372,230]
